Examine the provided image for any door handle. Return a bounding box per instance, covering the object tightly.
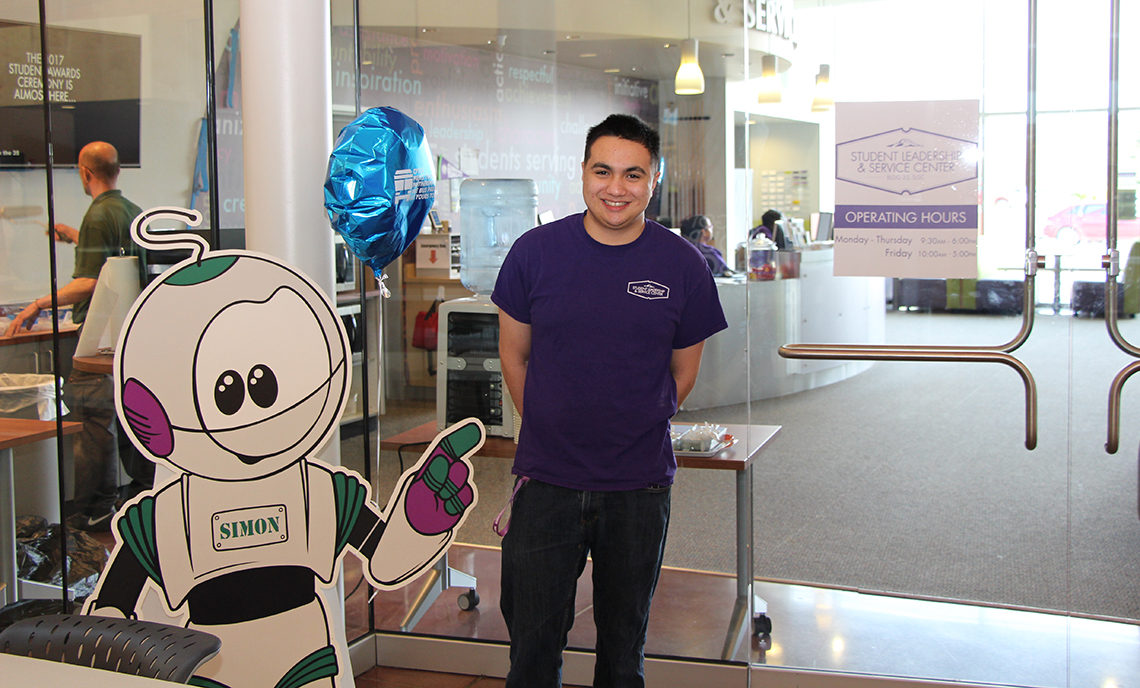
[1105,359,1140,454]
[780,275,1040,450]
[780,344,1038,450]
[1101,0,1136,454]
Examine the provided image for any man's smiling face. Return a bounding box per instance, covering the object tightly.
[580,135,658,245]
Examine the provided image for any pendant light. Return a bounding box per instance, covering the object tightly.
[757,54,781,104]
[674,2,704,95]
[811,64,834,112]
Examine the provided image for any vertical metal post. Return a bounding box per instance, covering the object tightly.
[1025,0,1037,254]
[202,0,221,248]
[1106,0,1120,252]
[35,0,70,613]
[349,0,377,635]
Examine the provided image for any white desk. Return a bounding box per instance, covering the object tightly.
[0,653,174,685]
[0,418,81,606]
[686,248,886,409]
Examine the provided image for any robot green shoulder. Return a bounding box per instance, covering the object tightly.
[308,462,370,555]
[116,494,163,585]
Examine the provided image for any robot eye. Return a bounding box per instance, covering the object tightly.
[247,364,279,409]
[214,370,245,416]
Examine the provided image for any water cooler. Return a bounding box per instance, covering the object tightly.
[436,179,536,437]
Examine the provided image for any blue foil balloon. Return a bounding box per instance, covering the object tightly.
[324,107,436,272]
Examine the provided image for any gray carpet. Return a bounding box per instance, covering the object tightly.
[346,310,1140,622]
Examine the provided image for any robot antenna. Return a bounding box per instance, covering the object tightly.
[130,206,209,263]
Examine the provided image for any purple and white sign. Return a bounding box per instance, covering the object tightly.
[833,100,980,278]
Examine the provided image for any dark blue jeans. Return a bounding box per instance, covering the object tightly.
[64,370,118,515]
[500,479,671,688]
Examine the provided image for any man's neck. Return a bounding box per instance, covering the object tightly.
[87,181,115,199]
[583,213,646,246]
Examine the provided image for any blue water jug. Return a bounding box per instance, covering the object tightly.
[459,179,538,295]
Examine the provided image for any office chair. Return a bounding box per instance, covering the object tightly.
[0,613,220,683]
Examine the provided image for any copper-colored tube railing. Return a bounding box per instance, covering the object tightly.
[779,257,1041,450]
[1102,0,1135,454]
[1106,359,1140,454]
[779,344,1038,450]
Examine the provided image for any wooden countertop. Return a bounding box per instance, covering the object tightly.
[0,324,78,347]
[72,353,114,375]
[0,417,81,451]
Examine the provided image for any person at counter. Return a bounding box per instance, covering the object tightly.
[749,208,788,249]
[493,114,727,687]
[3,141,147,532]
[681,214,734,277]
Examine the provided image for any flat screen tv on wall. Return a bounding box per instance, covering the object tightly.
[0,21,141,168]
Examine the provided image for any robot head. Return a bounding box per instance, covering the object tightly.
[116,210,350,480]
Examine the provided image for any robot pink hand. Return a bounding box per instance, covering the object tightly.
[404,420,481,535]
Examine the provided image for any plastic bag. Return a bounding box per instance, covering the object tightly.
[671,423,728,453]
[15,515,106,598]
[0,373,67,420]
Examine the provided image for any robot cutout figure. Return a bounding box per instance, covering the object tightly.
[84,208,481,688]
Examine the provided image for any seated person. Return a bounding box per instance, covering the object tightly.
[681,214,733,276]
[749,208,788,249]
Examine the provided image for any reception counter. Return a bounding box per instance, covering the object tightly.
[684,247,886,410]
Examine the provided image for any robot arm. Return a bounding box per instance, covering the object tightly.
[83,546,151,618]
[82,496,163,619]
[348,419,483,588]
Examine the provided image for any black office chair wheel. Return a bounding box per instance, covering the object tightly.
[753,613,772,635]
[457,588,479,611]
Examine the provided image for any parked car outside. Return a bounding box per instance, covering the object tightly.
[1041,203,1140,244]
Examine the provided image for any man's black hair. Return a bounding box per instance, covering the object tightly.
[583,114,661,170]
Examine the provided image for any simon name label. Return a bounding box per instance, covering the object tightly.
[212,504,288,551]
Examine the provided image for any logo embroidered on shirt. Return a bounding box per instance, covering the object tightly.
[627,280,670,300]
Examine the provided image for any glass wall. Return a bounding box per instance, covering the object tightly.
[334,0,763,675]
[0,0,220,613]
[3,1,1138,687]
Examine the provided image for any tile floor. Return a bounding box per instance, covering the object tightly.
[348,544,1140,688]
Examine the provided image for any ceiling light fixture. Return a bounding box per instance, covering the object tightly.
[757,54,781,104]
[812,64,834,112]
[675,39,704,94]
[674,1,704,95]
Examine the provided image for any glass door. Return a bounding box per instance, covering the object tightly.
[734,1,1140,686]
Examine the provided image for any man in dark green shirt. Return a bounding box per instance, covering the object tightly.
[4,141,145,530]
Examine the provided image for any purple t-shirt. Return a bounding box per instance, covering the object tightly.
[492,212,728,491]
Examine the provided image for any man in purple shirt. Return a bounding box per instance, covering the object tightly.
[493,114,727,687]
